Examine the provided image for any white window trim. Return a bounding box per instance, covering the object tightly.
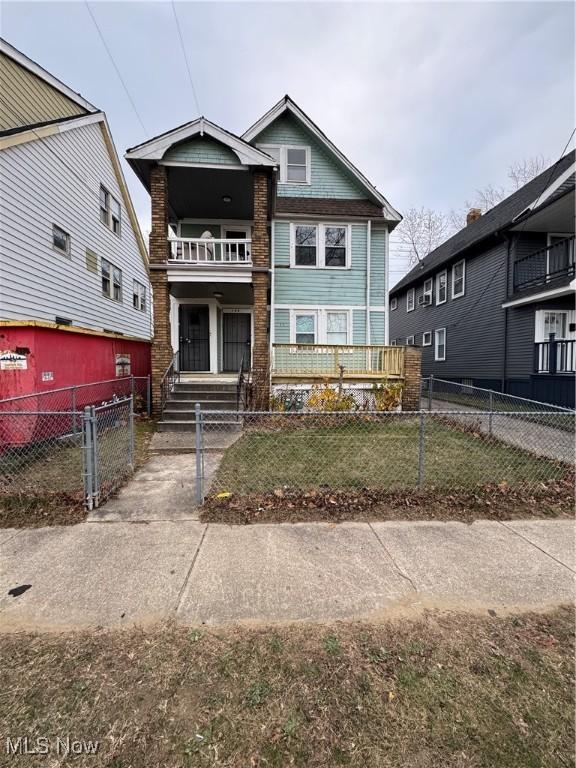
[390,339,397,346]
[406,287,415,312]
[422,331,432,346]
[423,278,433,303]
[99,184,122,237]
[451,259,465,299]
[102,257,123,303]
[390,297,398,311]
[290,223,351,270]
[52,224,70,256]
[436,270,447,305]
[406,335,415,346]
[257,144,311,185]
[435,328,446,361]
[289,308,353,345]
[534,309,575,343]
[133,280,147,312]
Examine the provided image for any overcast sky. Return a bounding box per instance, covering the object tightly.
[3,1,574,284]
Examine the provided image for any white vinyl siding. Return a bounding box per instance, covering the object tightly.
[0,121,150,338]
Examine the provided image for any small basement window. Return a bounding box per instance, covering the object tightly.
[52,224,70,255]
[422,331,432,346]
[406,335,415,346]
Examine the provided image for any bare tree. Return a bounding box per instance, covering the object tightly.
[507,155,548,189]
[393,207,454,265]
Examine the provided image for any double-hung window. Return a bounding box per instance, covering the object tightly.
[390,297,398,311]
[436,270,447,304]
[257,145,311,184]
[435,328,446,361]
[102,258,122,302]
[292,224,349,268]
[406,287,415,312]
[294,312,316,344]
[133,280,147,311]
[423,278,433,304]
[452,260,465,298]
[294,225,317,266]
[100,184,121,236]
[326,311,348,344]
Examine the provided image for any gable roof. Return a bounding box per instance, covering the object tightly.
[125,116,277,167]
[391,150,576,295]
[242,95,401,225]
[0,37,98,117]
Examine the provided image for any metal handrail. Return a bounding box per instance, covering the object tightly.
[159,353,179,412]
[513,236,575,292]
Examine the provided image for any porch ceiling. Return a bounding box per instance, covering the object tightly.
[166,166,254,220]
[170,281,253,304]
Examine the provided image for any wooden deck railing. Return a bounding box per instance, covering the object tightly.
[168,237,252,264]
[271,344,405,380]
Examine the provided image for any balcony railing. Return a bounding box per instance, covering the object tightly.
[168,237,252,265]
[513,236,575,293]
[271,344,405,380]
[534,336,575,374]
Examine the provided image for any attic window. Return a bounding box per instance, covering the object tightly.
[257,144,310,184]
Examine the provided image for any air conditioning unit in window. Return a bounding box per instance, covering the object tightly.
[418,295,432,306]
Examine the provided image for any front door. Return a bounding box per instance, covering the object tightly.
[179,305,210,371]
[223,313,251,372]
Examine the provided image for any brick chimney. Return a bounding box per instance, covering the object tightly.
[467,208,482,225]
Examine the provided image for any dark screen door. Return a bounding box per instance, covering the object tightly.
[179,305,210,371]
[223,313,251,372]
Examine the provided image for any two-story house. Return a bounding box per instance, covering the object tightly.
[389,151,575,408]
[0,39,151,401]
[125,96,415,425]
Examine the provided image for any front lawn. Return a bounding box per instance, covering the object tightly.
[1,608,573,767]
[210,416,567,493]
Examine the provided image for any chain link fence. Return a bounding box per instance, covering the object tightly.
[0,396,135,516]
[421,375,572,415]
[194,408,574,502]
[0,375,150,417]
[270,381,404,412]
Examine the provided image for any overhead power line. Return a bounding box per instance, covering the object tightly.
[84,1,148,134]
[171,0,202,118]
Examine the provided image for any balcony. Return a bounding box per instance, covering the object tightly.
[513,236,575,295]
[168,237,252,265]
[534,336,575,374]
[271,344,405,382]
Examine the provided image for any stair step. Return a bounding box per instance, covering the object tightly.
[173,383,237,393]
[163,409,240,421]
[169,391,237,402]
[157,419,243,433]
[166,399,238,410]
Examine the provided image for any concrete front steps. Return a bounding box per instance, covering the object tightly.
[158,381,242,434]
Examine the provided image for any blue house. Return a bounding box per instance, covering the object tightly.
[126,96,407,421]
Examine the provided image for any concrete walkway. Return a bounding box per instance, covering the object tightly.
[0,518,573,632]
[423,397,575,464]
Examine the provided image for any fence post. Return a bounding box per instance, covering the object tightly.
[418,411,426,488]
[91,406,99,508]
[548,333,557,375]
[71,386,78,435]
[428,374,434,411]
[488,391,494,436]
[146,375,152,418]
[82,406,94,511]
[128,395,135,469]
[195,402,204,504]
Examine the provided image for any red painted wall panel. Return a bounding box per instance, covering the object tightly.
[0,326,150,400]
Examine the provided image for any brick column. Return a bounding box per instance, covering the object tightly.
[401,346,422,411]
[149,164,173,416]
[251,170,270,410]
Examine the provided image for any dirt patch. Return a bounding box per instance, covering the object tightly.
[0,491,86,529]
[0,608,573,767]
[201,477,575,524]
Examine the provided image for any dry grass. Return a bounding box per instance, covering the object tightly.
[0,420,155,528]
[0,608,573,767]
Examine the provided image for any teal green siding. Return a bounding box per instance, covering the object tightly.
[353,310,367,344]
[274,308,290,343]
[369,227,386,308]
[163,137,240,165]
[273,222,368,306]
[369,312,385,343]
[253,114,365,200]
[180,223,222,238]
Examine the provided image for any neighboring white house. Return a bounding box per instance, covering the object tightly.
[0,38,151,398]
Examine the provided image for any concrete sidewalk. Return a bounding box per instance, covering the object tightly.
[1,518,573,632]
